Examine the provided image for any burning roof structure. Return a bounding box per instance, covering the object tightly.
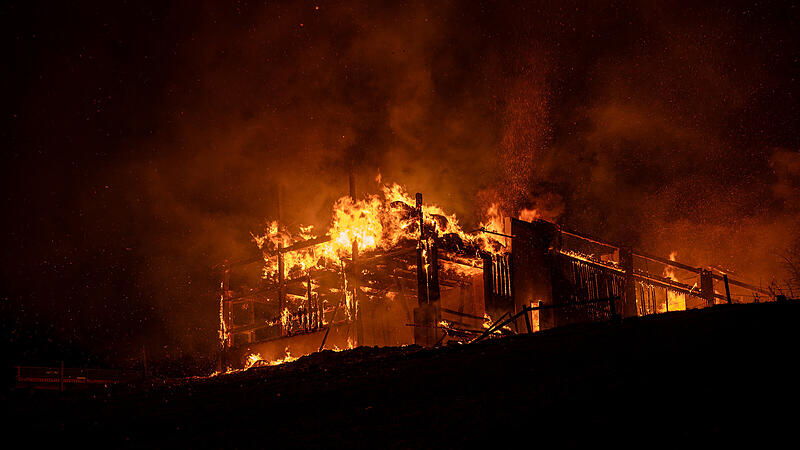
[218,177,774,370]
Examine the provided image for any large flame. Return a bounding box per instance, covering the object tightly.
[254,181,504,279]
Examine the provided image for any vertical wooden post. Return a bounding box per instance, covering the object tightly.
[620,247,638,318]
[307,274,313,331]
[222,263,231,347]
[428,240,440,304]
[428,238,442,344]
[700,269,715,308]
[415,193,428,305]
[723,274,732,305]
[413,192,441,346]
[277,184,286,333]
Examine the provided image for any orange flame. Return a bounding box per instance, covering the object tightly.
[254,181,505,279]
[662,251,687,312]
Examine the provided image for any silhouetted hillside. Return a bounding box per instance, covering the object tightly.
[5,302,799,448]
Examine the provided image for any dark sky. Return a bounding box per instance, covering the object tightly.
[2,1,798,370]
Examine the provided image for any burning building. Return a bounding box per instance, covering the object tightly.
[217,178,772,370]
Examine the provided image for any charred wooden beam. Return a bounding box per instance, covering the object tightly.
[278,249,285,313]
[635,251,702,274]
[561,226,704,276]
[441,307,485,321]
[560,227,619,250]
[710,273,770,295]
[416,194,429,306]
[633,272,699,297]
[471,310,521,344]
[483,254,493,314]
[429,239,441,304]
[557,250,624,273]
[478,227,515,240]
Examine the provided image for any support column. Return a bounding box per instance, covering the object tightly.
[700,269,715,308]
[620,247,638,318]
[510,219,558,330]
[413,193,441,347]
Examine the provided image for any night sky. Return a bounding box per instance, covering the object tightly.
[2,1,798,373]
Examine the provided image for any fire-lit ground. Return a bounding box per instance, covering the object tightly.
[5,301,798,448]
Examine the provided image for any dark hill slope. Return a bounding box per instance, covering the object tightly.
[6,302,800,448]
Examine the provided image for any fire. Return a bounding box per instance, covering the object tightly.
[662,251,687,312]
[244,352,264,369]
[482,313,492,329]
[518,208,540,222]
[254,181,505,280]
[268,349,298,366]
[242,348,298,370]
[218,289,227,345]
[280,307,292,331]
[483,203,505,235]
